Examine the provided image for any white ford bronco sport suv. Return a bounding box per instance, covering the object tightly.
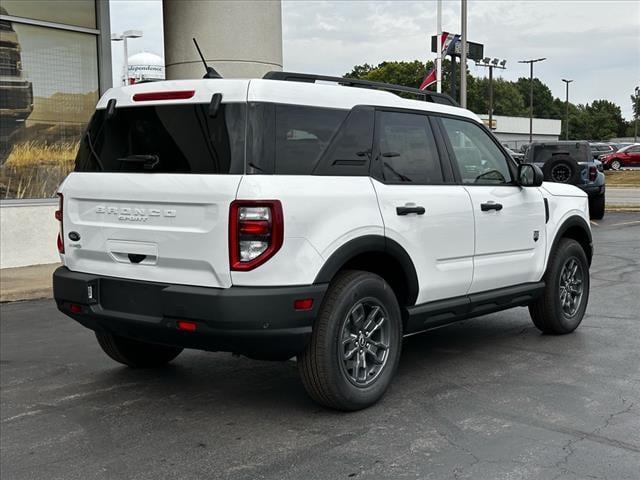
[53,72,592,411]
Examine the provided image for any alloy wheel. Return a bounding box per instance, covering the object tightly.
[551,164,572,183]
[559,257,584,318]
[339,299,391,387]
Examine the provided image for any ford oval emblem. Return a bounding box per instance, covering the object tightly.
[68,231,81,241]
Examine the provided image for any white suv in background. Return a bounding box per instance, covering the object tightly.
[53,72,593,410]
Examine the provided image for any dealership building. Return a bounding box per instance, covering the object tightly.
[479,115,562,150]
[0,0,282,269]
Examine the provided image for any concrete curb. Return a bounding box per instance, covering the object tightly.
[0,263,59,303]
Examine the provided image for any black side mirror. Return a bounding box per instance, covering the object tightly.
[518,163,543,187]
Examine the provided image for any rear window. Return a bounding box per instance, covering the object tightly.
[530,144,588,163]
[75,103,246,173]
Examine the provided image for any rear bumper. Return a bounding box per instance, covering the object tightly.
[53,267,327,360]
[578,183,605,197]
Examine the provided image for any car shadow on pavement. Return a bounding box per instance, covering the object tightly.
[84,310,571,415]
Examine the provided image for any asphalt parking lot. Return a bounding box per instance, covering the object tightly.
[2,213,639,480]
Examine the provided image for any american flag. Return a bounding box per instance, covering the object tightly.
[420,32,460,90]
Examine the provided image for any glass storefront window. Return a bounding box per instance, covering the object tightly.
[1,0,96,29]
[0,22,99,199]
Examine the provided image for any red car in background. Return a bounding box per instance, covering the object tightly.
[601,144,640,170]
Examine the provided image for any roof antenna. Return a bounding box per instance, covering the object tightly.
[192,38,222,79]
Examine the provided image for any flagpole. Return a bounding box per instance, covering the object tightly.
[436,0,442,93]
[460,0,468,108]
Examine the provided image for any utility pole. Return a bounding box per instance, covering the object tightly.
[635,86,639,143]
[436,0,442,93]
[562,79,573,140]
[476,58,506,131]
[460,0,468,108]
[111,30,143,85]
[518,58,546,143]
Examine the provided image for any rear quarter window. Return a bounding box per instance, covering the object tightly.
[247,103,348,175]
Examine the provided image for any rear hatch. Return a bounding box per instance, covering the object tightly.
[529,143,594,184]
[59,82,248,288]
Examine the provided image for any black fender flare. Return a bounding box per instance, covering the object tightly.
[548,215,593,267]
[314,235,419,306]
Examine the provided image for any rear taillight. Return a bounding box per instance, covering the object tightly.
[229,200,283,271]
[588,166,597,182]
[55,193,64,254]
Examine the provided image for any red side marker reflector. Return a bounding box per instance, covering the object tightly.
[70,303,82,314]
[57,233,64,255]
[294,299,314,311]
[177,320,197,332]
[132,90,195,102]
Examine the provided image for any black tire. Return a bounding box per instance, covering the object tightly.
[529,238,590,334]
[95,332,183,368]
[610,159,621,171]
[589,193,605,220]
[542,155,580,184]
[298,270,402,411]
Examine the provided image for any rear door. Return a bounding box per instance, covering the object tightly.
[371,109,475,304]
[60,99,247,288]
[437,116,546,293]
[627,145,640,166]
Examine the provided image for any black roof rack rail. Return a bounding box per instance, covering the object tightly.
[262,71,459,107]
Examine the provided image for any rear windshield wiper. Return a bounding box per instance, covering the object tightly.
[85,130,106,171]
[117,154,160,170]
[83,99,117,172]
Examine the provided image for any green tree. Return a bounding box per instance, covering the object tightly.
[562,102,587,140]
[344,59,630,141]
[631,90,640,119]
[470,77,526,117]
[515,77,555,119]
[344,59,473,102]
[345,60,432,90]
[584,100,626,140]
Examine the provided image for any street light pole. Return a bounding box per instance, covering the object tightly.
[123,36,129,84]
[635,86,639,143]
[518,58,546,143]
[488,64,493,126]
[436,0,442,94]
[562,79,573,140]
[460,0,468,108]
[476,58,506,131]
[111,30,143,85]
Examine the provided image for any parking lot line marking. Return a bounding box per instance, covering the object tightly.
[2,409,42,423]
[590,220,599,226]
[608,220,640,227]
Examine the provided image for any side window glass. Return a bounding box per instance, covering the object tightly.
[375,111,443,184]
[314,107,374,176]
[441,117,513,184]
[274,105,347,174]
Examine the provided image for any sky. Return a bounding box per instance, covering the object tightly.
[110,0,640,119]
